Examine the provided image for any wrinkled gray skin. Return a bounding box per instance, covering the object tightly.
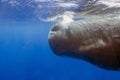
[48,0,120,70]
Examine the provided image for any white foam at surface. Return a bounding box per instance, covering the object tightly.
[1,0,120,22]
[96,0,120,8]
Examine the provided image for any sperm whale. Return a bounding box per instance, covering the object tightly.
[48,0,120,70]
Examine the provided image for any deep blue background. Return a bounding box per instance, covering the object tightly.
[0,1,120,80]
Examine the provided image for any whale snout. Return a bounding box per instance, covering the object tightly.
[48,24,68,55]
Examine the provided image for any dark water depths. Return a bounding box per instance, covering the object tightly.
[0,21,120,80]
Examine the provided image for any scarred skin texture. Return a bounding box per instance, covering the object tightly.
[48,0,120,70]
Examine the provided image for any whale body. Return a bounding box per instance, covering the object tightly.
[48,0,120,70]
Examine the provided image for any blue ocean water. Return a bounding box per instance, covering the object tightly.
[0,0,120,80]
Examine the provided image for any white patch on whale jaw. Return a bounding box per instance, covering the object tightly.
[79,39,106,51]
